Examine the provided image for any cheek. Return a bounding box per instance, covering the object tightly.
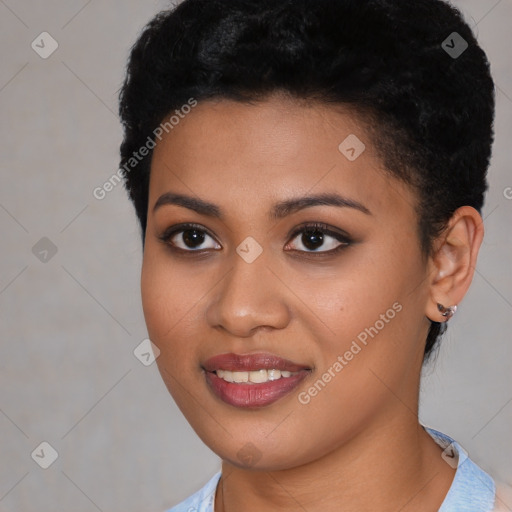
[141,256,205,415]
[140,257,171,342]
[140,251,198,362]
[301,246,412,334]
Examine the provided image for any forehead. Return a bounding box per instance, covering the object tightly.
[149,95,416,222]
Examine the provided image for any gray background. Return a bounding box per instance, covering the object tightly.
[0,1,510,511]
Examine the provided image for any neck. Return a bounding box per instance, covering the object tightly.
[215,412,455,512]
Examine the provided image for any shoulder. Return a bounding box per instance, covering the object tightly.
[424,426,499,512]
[164,471,222,512]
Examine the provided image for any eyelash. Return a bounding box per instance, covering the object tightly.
[157,222,352,257]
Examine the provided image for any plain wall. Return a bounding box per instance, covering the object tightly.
[0,1,510,510]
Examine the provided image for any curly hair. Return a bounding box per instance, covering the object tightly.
[118,0,495,360]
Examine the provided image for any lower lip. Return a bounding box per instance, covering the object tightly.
[205,371,309,408]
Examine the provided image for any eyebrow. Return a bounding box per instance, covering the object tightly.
[152,191,371,219]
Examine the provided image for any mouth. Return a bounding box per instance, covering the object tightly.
[202,352,311,408]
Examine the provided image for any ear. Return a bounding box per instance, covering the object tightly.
[425,206,484,323]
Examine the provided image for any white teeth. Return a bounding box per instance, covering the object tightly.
[216,369,298,383]
[233,371,249,383]
[218,370,234,382]
[249,369,269,383]
[267,369,281,381]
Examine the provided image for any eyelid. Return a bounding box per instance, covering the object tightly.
[286,222,352,243]
[159,222,216,241]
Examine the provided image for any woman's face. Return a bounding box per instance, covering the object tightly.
[141,95,433,470]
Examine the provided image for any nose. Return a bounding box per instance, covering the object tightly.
[205,249,291,338]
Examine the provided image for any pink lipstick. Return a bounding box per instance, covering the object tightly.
[203,353,310,408]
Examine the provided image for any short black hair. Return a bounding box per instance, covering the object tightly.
[118,0,495,360]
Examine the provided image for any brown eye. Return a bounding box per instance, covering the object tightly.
[286,223,351,254]
[159,223,221,252]
[299,228,326,251]
[178,228,207,249]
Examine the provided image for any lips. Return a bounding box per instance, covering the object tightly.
[203,353,310,373]
[203,352,311,408]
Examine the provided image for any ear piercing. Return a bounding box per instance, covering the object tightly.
[437,303,457,320]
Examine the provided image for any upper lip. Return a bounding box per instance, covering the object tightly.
[202,352,311,372]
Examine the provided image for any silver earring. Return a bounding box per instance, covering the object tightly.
[437,303,457,320]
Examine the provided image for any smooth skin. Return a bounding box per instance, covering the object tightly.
[141,93,484,512]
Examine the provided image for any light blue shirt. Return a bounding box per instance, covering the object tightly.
[166,427,496,512]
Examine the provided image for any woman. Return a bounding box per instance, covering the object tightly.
[118,0,511,510]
